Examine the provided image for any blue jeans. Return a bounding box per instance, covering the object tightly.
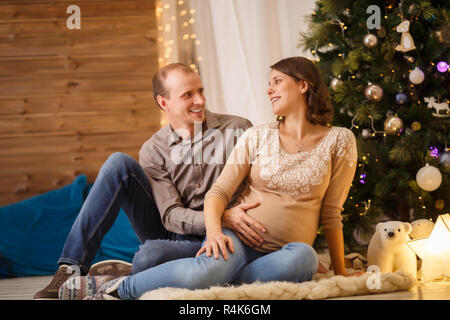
[132,239,202,274]
[58,152,202,274]
[118,228,319,300]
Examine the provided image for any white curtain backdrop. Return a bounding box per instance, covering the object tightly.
[190,0,316,125]
[156,0,317,126]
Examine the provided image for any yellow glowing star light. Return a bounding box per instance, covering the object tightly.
[407,214,450,282]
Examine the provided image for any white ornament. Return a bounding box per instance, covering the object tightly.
[409,67,424,84]
[424,97,450,118]
[416,164,442,191]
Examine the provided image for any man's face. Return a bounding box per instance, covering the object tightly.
[158,69,206,130]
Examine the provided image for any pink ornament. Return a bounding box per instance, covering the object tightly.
[437,61,449,73]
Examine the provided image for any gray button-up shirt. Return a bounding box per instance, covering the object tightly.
[139,109,252,235]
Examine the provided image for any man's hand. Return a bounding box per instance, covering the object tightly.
[221,202,266,248]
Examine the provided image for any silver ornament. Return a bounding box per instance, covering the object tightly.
[384,115,404,135]
[364,84,384,102]
[363,34,378,48]
[330,78,343,91]
[440,151,450,171]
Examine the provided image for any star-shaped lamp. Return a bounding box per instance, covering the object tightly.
[407,214,450,282]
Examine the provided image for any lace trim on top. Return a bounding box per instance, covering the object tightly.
[248,123,355,195]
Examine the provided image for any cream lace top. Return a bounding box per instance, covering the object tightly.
[205,122,358,252]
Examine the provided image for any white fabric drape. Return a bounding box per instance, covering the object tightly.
[190,0,317,125]
[157,0,317,125]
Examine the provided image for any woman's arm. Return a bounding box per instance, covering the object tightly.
[196,127,257,260]
[195,196,235,260]
[204,196,226,236]
[321,129,363,277]
[325,228,365,277]
[324,228,346,275]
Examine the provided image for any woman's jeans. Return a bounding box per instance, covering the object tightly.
[58,152,202,274]
[118,228,319,300]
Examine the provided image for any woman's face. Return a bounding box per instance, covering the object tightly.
[267,69,307,116]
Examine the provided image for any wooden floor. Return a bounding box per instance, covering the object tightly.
[0,275,449,300]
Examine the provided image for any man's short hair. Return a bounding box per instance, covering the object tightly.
[152,63,196,109]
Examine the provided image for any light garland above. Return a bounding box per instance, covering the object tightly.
[155,0,202,71]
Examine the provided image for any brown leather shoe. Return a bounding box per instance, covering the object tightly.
[88,260,132,277]
[33,265,78,300]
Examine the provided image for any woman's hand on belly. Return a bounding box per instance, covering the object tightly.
[222,201,266,248]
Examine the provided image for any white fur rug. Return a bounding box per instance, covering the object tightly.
[139,270,415,300]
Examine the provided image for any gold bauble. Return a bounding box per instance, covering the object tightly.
[364,84,384,102]
[411,121,421,131]
[377,26,387,38]
[434,199,445,211]
[384,115,404,135]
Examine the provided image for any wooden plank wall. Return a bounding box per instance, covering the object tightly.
[0,0,163,206]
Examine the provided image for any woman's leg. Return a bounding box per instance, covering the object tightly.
[117,228,256,299]
[233,242,319,284]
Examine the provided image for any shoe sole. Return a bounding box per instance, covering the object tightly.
[88,260,132,277]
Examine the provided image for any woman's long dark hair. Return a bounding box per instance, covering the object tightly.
[270,57,334,126]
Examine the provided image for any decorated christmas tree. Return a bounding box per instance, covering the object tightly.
[300,0,450,253]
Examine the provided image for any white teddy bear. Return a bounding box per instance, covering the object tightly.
[410,219,434,239]
[367,221,417,279]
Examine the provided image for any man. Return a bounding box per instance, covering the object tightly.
[34,63,264,299]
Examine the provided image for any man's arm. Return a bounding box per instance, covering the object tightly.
[139,144,206,235]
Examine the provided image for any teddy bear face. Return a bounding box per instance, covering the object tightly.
[410,219,434,239]
[376,221,412,247]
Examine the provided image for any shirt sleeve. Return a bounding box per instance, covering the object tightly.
[205,126,256,204]
[320,128,357,230]
[139,142,205,235]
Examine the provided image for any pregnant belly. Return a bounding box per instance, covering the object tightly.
[239,194,317,252]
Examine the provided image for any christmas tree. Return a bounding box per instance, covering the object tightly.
[300,0,450,253]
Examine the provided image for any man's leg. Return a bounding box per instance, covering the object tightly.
[34,152,167,299]
[132,238,202,274]
[58,152,169,273]
[233,242,319,284]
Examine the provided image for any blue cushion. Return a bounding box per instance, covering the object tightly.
[0,175,140,278]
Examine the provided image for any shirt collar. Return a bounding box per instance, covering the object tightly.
[167,109,220,147]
